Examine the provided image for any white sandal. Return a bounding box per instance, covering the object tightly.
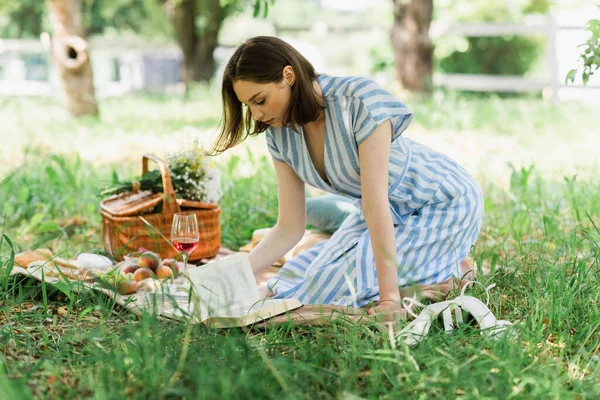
[396,281,513,345]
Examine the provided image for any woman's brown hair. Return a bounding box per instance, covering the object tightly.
[207,36,324,156]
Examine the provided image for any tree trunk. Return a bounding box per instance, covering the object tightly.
[193,38,217,82]
[163,0,197,89]
[192,0,222,82]
[390,0,434,93]
[163,0,221,88]
[47,0,99,116]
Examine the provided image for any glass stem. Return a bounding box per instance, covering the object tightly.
[183,251,189,271]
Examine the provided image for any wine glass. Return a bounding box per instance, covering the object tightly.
[171,212,199,270]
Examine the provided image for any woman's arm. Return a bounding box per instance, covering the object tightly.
[357,120,401,304]
[248,158,307,273]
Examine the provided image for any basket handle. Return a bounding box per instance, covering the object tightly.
[142,153,181,216]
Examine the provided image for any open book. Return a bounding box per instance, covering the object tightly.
[159,253,302,328]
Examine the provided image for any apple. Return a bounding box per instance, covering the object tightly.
[133,267,155,282]
[117,281,139,295]
[138,251,160,272]
[122,264,139,275]
[155,265,174,279]
[162,259,179,278]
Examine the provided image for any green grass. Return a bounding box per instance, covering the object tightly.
[1,91,599,398]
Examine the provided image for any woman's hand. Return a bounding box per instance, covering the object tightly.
[367,299,407,322]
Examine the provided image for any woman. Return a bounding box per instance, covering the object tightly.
[209,36,483,319]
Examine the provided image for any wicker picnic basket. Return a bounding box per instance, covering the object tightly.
[100,154,221,261]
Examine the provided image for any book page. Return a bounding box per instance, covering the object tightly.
[184,253,259,322]
[161,298,303,328]
[144,283,192,311]
[212,298,301,319]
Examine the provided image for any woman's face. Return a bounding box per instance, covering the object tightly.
[233,73,292,128]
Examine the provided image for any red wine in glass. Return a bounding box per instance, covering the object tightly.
[171,212,200,269]
[172,237,199,253]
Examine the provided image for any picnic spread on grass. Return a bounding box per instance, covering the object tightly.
[9,148,365,328]
[10,244,365,328]
[8,147,488,330]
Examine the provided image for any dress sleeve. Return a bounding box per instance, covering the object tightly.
[265,129,286,163]
[352,79,414,145]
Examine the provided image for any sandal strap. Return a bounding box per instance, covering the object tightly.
[460,280,496,306]
[442,307,454,332]
[401,293,428,318]
[454,304,464,325]
[441,303,466,332]
[403,280,496,318]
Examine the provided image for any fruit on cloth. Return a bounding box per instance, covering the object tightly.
[161,259,181,277]
[133,268,155,282]
[98,267,129,286]
[122,264,139,275]
[138,278,161,291]
[155,265,174,279]
[138,252,160,272]
[118,281,139,295]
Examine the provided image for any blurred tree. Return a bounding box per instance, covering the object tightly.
[82,0,171,37]
[390,0,434,93]
[0,0,167,38]
[0,0,167,117]
[435,0,550,80]
[0,0,46,38]
[1,0,270,113]
[388,0,551,94]
[46,0,99,117]
[162,0,225,88]
[160,0,273,90]
[438,36,543,76]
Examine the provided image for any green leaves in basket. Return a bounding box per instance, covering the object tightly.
[99,142,222,203]
[100,169,163,197]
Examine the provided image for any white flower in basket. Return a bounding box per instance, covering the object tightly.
[101,141,222,204]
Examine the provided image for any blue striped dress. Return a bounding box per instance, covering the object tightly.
[265,75,484,307]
